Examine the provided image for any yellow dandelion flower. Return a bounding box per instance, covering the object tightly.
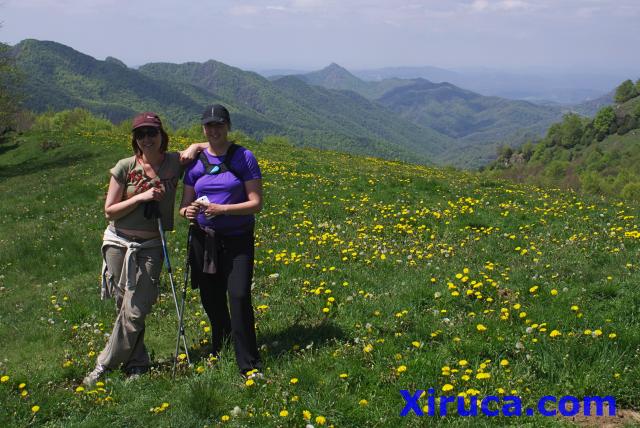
[396,365,407,373]
[442,384,454,392]
[476,324,487,332]
[303,410,312,420]
[339,373,348,379]
[315,415,327,425]
[0,375,9,383]
[549,330,561,337]
[290,377,299,384]
[476,372,491,380]
[359,399,368,406]
[245,379,255,387]
[458,360,468,366]
[279,410,289,417]
[500,359,509,367]
[221,415,230,422]
[31,405,40,413]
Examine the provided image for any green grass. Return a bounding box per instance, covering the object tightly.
[1,125,639,427]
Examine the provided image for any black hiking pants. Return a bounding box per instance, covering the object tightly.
[189,226,262,373]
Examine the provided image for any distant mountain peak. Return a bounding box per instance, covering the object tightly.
[298,63,364,91]
[320,62,355,77]
[105,56,127,68]
[325,62,347,70]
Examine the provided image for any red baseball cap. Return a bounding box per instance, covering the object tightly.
[132,112,163,131]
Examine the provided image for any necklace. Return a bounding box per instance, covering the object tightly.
[137,154,165,179]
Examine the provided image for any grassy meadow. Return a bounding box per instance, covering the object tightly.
[1,115,640,427]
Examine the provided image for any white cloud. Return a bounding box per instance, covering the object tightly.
[228,5,261,16]
[498,0,530,11]
[291,0,325,8]
[470,0,489,12]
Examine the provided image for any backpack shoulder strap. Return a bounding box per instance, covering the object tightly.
[198,152,215,172]
[197,144,244,181]
[222,143,242,180]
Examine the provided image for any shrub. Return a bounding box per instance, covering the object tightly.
[545,160,569,180]
[614,79,638,103]
[32,108,113,133]
[580,171,605,195]
[593,106,615,140]
[621,182,640,200]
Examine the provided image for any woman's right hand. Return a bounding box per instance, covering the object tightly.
[137,186,165,202]
[184,203,199,220]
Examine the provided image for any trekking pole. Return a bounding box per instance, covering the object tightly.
[173,224,193,377]
[150,202,190,373]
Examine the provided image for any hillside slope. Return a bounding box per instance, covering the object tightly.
[298,65,564,167]
[1,112,639,425]
[377,79,561,167]
[488,93,640,200]
[12,39,231,126]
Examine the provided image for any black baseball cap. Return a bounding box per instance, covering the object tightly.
[201,104,231,125]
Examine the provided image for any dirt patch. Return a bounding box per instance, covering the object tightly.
[561,402,640,427]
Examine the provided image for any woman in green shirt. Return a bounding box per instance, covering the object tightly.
[83,112,206,386]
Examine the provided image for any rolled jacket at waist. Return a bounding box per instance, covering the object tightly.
[192,223,254,276]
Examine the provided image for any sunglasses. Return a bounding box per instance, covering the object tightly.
[134,127,160,140]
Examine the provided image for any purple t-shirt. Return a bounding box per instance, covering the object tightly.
[184,146,262,234]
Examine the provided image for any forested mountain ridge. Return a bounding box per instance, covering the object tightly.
[487,78,640,200]
[9,38,615,169]
[139,61,455,163]
[297,64,565,167]
[11,39,457,164]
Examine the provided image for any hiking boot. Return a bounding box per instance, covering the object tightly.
[83,364,107,387]
[125,366,149,381]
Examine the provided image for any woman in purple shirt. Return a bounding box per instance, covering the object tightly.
[179,104,263,377]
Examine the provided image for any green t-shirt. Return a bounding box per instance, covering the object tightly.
[109,153,183,231]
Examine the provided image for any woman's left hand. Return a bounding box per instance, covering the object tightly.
[197,201,228,217]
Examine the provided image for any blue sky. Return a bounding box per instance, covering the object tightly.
[1,0,639,73]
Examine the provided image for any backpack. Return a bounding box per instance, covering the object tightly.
[197,143,243,181]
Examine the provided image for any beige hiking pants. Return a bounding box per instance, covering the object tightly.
[97,245,162,370]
